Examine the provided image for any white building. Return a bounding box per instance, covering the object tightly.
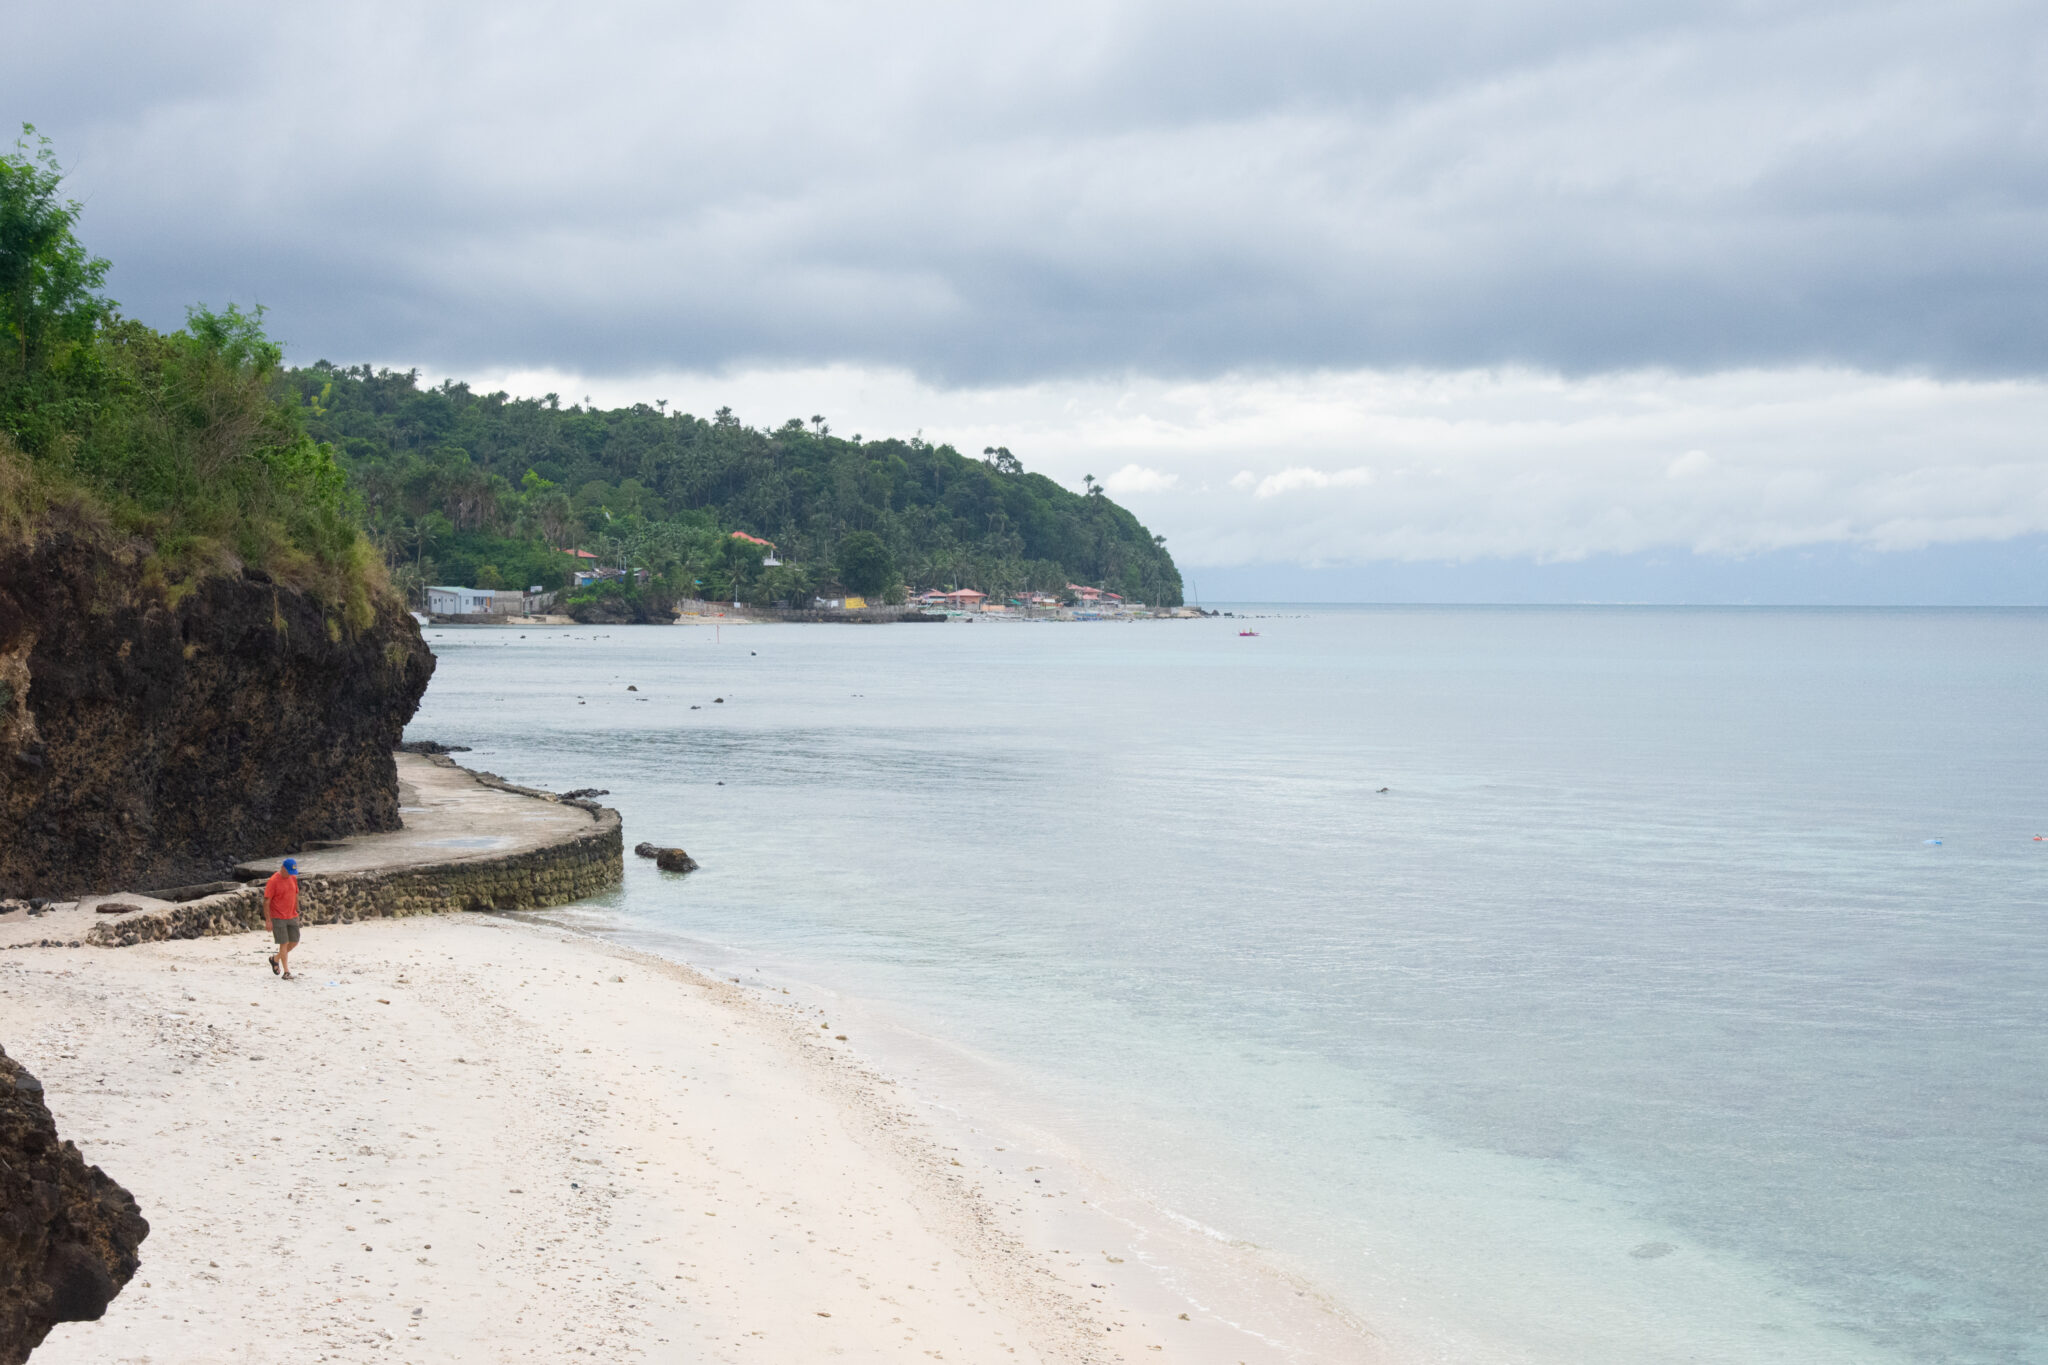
[427,586,531,616]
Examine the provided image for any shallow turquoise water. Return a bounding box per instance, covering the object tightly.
[408,607,2048,1364]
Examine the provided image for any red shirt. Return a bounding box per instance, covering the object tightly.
[264,869,300,920]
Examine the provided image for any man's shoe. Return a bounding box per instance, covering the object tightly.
[269,954,281,975]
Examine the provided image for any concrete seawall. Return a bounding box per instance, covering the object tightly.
[0,754,623,949]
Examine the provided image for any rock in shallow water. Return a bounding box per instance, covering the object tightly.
[0,1043,149,1364]
[633,842,699,873]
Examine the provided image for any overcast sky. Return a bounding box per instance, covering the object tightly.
[10,0,2047,598]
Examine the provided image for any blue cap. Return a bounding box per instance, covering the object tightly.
[281,858,299,874]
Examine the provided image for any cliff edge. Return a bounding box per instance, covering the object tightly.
[0,1043,148,1365]
[0,531,435,898]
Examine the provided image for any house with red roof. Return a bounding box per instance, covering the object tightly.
[914,588,989,613]
[730,531,780,565]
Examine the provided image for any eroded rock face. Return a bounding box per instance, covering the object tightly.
[0,533,435,897]
[0,1043,148,1364]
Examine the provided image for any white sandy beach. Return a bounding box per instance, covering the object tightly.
[0,914,1377,1364]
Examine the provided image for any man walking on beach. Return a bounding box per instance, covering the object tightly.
[265,858,302,979]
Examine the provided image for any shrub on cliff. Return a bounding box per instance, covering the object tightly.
[0,126,384,627]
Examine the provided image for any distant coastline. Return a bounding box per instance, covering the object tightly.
[421,599,1212,625]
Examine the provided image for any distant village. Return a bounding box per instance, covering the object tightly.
[423,535,1199,623]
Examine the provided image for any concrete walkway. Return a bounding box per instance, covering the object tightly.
[233,753,602,878]
[0,755,617,948]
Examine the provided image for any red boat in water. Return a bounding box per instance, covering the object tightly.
[1238,630,1259,637]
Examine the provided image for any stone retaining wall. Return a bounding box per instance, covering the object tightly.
[85,798,623,949]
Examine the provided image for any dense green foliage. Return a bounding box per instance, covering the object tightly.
[835,530,896,597]
[283,365,1183,608]
[0,129,110,379]
[0,128,381,625]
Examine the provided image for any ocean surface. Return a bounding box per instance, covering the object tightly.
[405,606,2048,1364]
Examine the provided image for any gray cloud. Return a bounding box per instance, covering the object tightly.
[7,0,2046,383]
[449,359,2048,579]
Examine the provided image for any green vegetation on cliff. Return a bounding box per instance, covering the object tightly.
[2,130,434,898]
[0,128,381,626]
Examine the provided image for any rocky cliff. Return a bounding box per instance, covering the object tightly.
[0,1044,148,1364]
[0,531,435,898]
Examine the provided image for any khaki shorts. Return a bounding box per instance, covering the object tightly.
[270,918,301,944]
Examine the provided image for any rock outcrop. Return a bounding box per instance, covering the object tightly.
[634,842,699,873]
[0,532,435,898]
[0,1044,148,1364]
[564,587,675,625]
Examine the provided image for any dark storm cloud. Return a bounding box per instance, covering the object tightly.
[7,0,2045,382]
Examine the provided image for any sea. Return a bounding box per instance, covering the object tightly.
[405,606,2048,1364]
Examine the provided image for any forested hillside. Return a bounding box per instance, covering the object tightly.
[284,363,1183,610]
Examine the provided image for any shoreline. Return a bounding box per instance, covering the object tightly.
[1,755,1378,1361]
[1,913,1379,1362]
[519,905,1389,1362]
[421,606,1209,628]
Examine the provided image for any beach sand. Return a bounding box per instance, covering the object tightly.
[0,914,1377,1363]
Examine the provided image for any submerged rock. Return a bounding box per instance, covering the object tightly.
[0,1043,149,1363]
[633,842,699,873]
